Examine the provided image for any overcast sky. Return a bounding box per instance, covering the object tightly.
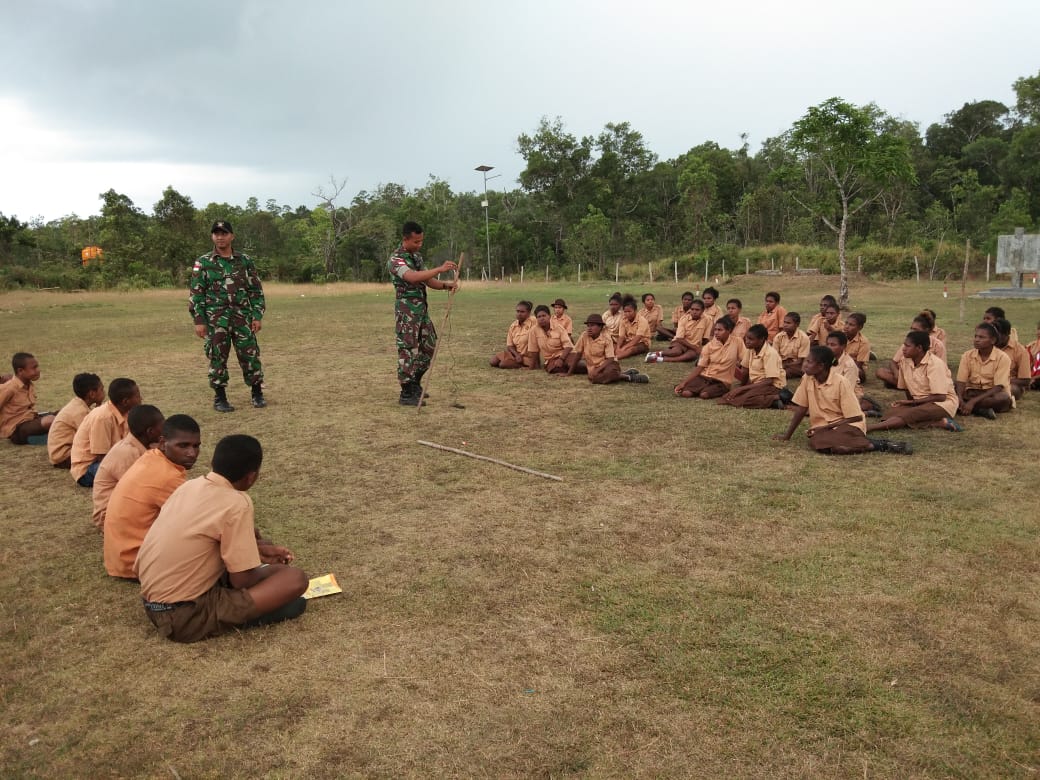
[1,0,1037,223]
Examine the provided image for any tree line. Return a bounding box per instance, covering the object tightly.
[1,70,1037,291]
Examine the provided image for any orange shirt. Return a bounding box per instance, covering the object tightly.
[757,306,787,342]
[104,449,187,579]
[505,318,535,354]
[70,401,129,481]
[136,472,261,603]
[618,315,652,350]
[527,323,574,362]
[774,330,811,361]
[551,312,572,336]
[730,316,752,341]
[792,370,866,433]
[0,377,37,439]
[641,304,664,333]
[845,332,871,366]
[957,348,1011,391]
[573,330,616,372]
[697,336,746,385]
[896,352,958,417]
[91,434,149,530]
[48,397,91,465]
[671,304,690,326]
[675,313,712,347]
[702,303,723,330]
[742,343,786,389]
[834,352,863,398]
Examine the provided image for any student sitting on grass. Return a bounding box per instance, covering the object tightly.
[805,295,838,345]
[717,324,786,409]
[490,300,535,369]
[70,378,142,488]
[616,296,652,360]
[658,291,695,342]
[524,305,574,374]
[826,331,881,417]
[104,415,201,580]
[773,312,810,379]
[867,331,961,433]
[645,299,711,363]
[756,291,787,343]
[601,293,624,345]
[808,301,844,347]
[674,316,745,400]
[0,352,55,445]
[92,405,165,531]
[550,298,572,338]
[48,373,105,469]
[701,287,722,329]
[983,306,1017,345]
[922,308,946,345]
[955,322,1013,420]
[564,314,649,384]
[773,345,912,455]
[876,314,947,388]
[640,293,664,336]
[993,318,1031,401]
[842,313,871,384]
[135,434,308,643]
[724,298,752,341]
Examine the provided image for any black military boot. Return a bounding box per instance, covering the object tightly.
[213,386,234,413]
[398,382,425,406]
[251,382,267,408]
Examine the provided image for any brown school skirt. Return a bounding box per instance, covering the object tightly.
[881,402,946,428]
[718,381,780,409]
[808,423,871,453]
[544,356,567,374]
[493,350,523,369]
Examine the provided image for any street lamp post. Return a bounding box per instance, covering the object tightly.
[475,165,500,280]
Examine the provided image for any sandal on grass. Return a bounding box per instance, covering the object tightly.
[942,417,964,432]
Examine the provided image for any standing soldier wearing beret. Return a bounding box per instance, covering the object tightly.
[189,220,266,413]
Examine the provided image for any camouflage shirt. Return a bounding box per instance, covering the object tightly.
[188,251,266,325]
[387,245,428,304]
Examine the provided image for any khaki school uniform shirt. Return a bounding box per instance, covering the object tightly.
[731,316,752,341]
[808,315,845,344]
[71,402,129,481]
[505,318,535,354]
[698,336,746,385]
[104,449,187,579]
[675,313,711,346]
[845,332,871,366]
[894,337,945,364]
[618,315,652,349]
[48,397,91,465]
[671,304,690,326]
[757,306,787,342]
[792,371,866,433]
[527,323,574,361]
[702,303,723,330]
[957,348,1011,391]
[551,312,572,336]
[136,472,261,603]
[641,304,663,333]
[91,434,149,530]
[0,377,36,438]
[743,343,786,389]
[601,310,623,343]
[774,330,810,360]
[573,330,616,372]
[835,352,863,398]
[1001,342,1032,380]
[896,352,958,417]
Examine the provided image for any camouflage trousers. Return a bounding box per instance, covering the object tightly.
[395,299,436,384]
[204,319,263,389]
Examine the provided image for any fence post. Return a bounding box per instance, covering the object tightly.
[615,262,619,284]
[674,261,678,283]
[704,259,708,282]
[545,265,549,282]
[649,262,653,282]
[578,264,582,283]
[914,256,920,282]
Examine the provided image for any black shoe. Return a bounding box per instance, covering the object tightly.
[772,399,786,410]
[398,384,425,406]
[622,367,641,376]
[865,409,882,418]
[628,373,649,383]
[886,440,913,455]
[251,393,267,408]
[214,396,235,413]
[973,407,997,420]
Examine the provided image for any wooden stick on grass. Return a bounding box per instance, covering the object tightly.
[418,440,564,481]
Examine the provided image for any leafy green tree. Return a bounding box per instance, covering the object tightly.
[787,98,916,307]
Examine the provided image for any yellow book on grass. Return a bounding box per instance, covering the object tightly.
[303,573,342,599]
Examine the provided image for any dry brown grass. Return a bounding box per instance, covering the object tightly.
[1,277,1038,778]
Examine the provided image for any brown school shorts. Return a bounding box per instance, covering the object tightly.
[144,580,257,643]
[808,423,871,453]
[881,402,946,427]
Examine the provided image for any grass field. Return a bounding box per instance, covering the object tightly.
[1,275,1038,778]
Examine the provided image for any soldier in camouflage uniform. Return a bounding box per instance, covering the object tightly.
[189,220,266,412]
[388,221,457,406]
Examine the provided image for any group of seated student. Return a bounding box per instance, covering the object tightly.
[1,353,308,642]
[487,290,1037,455]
